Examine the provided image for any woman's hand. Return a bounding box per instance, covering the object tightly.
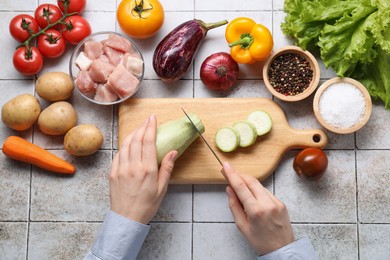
[223,162,295,255]
[109,115,178,224]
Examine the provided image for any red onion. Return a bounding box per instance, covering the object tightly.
[200,52,239,91]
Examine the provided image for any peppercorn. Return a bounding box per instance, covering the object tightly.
[268,53,313,96]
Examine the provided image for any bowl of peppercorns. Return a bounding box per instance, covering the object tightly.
[262,46,320,102]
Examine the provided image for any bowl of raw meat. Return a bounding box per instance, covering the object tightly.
[69,31,144,105]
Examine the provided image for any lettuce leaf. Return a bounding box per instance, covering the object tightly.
[282,0,390,109]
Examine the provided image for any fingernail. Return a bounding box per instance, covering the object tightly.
[223,161,231,170]
[149,114,155,122]
[170,150,178,162]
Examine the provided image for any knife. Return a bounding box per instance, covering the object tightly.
[181,107,223,166]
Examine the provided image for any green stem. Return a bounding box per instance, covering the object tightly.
[200,19,228,31]
[23,11,78,48]
[228,33,254,49]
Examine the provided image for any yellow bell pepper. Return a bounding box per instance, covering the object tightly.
[225,17,273,64]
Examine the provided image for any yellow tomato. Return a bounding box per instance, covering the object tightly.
[117,0,164,39]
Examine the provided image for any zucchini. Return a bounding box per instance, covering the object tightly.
[233,121,257,147]
[247,110,272,136]
[215,126,240,152]
[156,113,204,164]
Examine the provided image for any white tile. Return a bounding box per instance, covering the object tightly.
[160,0,194,11]
[359,224,390,260]
[117,12,195,80]
[154,185,193,222]
[193,223,257,260]
[0,222,27,260]
[356,102,390,149]
[30,150,111,221]
[0,0,37,10]
[195,0,271,11]
[194,11,273,80]
[357,150,390,223]
[133,79,194,98]
[138,223,192,260]
[293,224,358,260]
[275,151,357,223]
[28,222,100,260]
[0,153,30,221]
[194,176,272,222]
[194,79,273,98]
[273,0,284,11]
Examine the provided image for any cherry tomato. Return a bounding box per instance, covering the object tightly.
[37,29,66,58]
[13,47,43,75]
[34,4,62,29]
[117,0,164,39]
[61,15,91,45]
[293,148,328,181]
[9,14,39,42]
[57,0,86,14]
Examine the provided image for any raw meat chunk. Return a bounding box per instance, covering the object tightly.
[122,53,143,77]
[94,84,118,102]
[84,40,103,60]
[104,33,131,53]
[75,70,96,95]
[75,51,92,71]
[108,64,140,98]
[99,54,110,63]
[89,60,115,83]
[103,45,124,66]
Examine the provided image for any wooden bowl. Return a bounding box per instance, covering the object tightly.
[313,77,372,134]
[263,46,320,102]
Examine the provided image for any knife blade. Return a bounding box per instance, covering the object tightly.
[181,107,223,166]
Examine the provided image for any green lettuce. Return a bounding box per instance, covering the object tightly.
[282,0,390,108]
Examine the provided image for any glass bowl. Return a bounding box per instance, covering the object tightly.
[313,77,372,134]
[262,46,320,102]
[69,31,144,105]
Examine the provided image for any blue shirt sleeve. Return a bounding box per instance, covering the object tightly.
[84,210,150,260]
[257,237,318,260]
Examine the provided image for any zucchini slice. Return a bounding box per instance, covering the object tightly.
[215,126,240,152]
[247,110,273,136]
[233,121,257,147]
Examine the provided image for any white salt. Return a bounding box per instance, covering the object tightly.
[319,82,366,129]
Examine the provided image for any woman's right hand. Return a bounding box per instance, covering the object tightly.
[222,162,295,255]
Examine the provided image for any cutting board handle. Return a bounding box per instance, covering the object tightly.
[288,128,328,149]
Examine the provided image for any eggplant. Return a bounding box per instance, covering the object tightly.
[153,19,228,83]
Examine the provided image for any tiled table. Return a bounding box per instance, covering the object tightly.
[1,1,389,259]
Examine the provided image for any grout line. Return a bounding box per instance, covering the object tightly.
[25,164,32,260]
[354,133,361,260]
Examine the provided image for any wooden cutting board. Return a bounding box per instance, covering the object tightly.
[118,98,328,184]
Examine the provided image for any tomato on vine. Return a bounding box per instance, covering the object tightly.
[9,14,39,42]
[13,47,43,75]
[60,15,91,45]
[57,0,86,14]
[34,4,63,29]
[117,0,164,39]
[38,29,66,58]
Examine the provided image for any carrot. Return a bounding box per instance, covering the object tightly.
[2,136,75,174]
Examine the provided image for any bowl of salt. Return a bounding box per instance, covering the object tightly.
[313,77,372,134]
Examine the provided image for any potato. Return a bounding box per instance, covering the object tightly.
[1,94,41,131]
[37,101,77,135]
[64,124,103,156]
[35,72,74,101]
